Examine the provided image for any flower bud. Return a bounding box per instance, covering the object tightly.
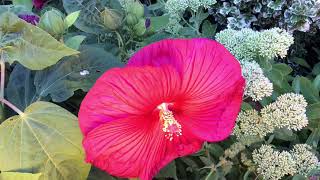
[126,0,144,18]
[101,8,123,30]
[39,9,65,37]
[126,13,138,26]
[133,18,146,36]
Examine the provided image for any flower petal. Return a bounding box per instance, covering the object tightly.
[128,38,245,142]
[78,65,181,135]
[83,116,202,180]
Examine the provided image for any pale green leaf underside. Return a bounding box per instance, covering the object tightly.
[0,12,78,70]
[0,101,90,180]
[0,172,42,180]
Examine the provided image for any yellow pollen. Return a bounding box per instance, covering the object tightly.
[158,103,182,141]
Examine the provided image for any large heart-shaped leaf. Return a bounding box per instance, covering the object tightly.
[0,12,78,70]
[34,46,123,102]
[0,172,42,180]
[5,64,38,111]
[0,101,90,180]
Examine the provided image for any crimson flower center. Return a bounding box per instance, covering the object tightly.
[157,103,182,141]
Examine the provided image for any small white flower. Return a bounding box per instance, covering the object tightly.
[80,70,90,76]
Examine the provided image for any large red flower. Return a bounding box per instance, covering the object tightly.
[78,38,245,180]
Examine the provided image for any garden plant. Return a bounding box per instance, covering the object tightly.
[0,0,319,180]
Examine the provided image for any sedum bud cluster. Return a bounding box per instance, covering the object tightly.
[234,93,308,140]
[253,144,319,179]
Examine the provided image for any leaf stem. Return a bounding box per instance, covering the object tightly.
[0,51,5,103]
[0,98,24,116]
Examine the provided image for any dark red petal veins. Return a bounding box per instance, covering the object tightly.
[83,116,202,180]
[78,65,181,135]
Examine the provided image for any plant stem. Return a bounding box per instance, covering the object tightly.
[0,51,5,122]
[0,98,24,116]
[0,51,5,103]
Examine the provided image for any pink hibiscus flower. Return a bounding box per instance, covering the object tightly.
[78,38,245,180]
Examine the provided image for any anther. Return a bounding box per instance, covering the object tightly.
[157,103,182,141]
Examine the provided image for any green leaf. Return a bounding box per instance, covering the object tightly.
[0,172,42,180]
[5,64,38,111]
[87,167,116,180]
[241,102,252,110]
[272,63,292,76]
[64,10,81,28]
[291,57,311,69]
[292,174,308,180]
[34,46,123,102]
[156,161,177,180]
[205,169,225,180]
[149,15,169,32]
[0,5,30,15]
[293,76,320,103]
[274,128,296,141]
[0,101,90,180]
[62,0,106,34]
[292,76,301,93]
[306,128,320,147]
[201,20,217,37]
[312,62,320,75]
[313,74,320,91]
[12,0,33,11]
[65,35,86,50]
[0,12,78,70]
[306,103,320,128]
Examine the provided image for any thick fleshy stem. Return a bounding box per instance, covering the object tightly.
[0,98,24,116]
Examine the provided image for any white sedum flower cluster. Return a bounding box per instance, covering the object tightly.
[234,93,308,140]
[241,61,273,101]
[290,144,319,176]
[261,93,308,131]
[216,28,294,101]
[215,28,294,61]
[165,0,216,33]
[252,145,296,180]
[253,144,319,179]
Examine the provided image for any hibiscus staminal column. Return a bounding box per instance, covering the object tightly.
[79,38,245,180]
[158,103,182,141]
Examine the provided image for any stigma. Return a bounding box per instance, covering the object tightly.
[157,103,182,141]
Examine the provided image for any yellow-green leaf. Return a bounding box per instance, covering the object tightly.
[64,10,81,28]
[0,101,90,180]
[0,172,42,180]
[0,12,78,70]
